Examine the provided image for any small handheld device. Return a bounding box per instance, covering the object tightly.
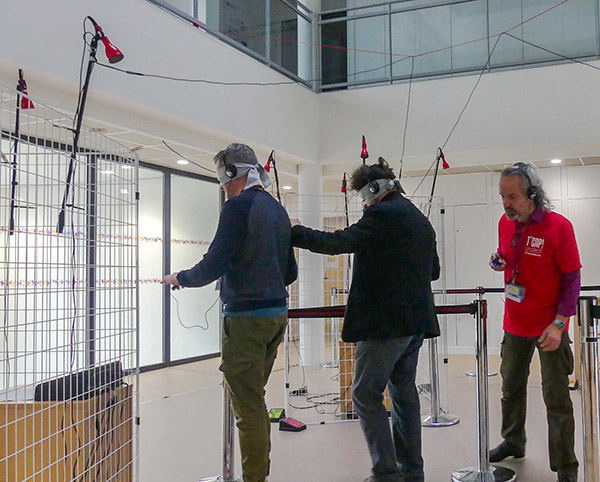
[492,253,504,267]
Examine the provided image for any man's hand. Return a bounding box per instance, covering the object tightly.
[489,252,506,271]
[290,218,301,228]
[538,322,563,352]
[161,274,180,289]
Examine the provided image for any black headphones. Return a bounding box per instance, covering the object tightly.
[223,156,237,179]
[509,163,538,200]
[368,178,398,194]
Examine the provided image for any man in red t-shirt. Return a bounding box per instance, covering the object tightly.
[489,163,581,482]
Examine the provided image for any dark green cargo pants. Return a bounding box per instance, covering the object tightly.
[219,314,288,482]
[499,331,578,476]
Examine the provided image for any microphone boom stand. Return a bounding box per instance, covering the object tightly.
[9,70,25,235]
[57,18,100,233]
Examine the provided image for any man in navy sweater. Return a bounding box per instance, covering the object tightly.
[162,143,297,482]
[291,158,439,482]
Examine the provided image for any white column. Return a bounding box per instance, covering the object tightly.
[297,163,325,367]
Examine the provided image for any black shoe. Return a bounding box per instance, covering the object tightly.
[489,443,525,462]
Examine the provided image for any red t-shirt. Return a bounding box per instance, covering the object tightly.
[498,210,581,337]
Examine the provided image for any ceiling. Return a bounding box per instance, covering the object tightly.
[99,120,600,194]
[16,100,597,196]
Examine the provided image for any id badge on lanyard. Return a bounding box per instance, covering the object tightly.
[505,282,525,303]
[506,223,527,303]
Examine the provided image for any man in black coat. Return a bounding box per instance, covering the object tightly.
[291,158,440,482]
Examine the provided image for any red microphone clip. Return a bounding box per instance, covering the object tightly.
[437,148,449,169]
[361,135,369,163]
[265,150,274,172]
[341,173,347,193]
[17,70,34,110]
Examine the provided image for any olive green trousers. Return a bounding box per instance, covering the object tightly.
[499,331,578,476]
[219,315,287,482]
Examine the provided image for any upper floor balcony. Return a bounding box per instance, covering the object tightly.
[146,0,600,91]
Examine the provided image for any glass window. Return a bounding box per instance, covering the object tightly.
[170,175,220,361]
[162,0,195,16]
[522,0,597,63]
[449,0,488,73]
[323,0,600,89]
[270,0,313,81]
[138,167,164,367]
[321,16,349,86]
[392,5,452,78]
[214,0,267,57]
[489,0,526,67]
[348,13,390,84]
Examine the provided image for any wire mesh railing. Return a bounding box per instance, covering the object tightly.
[0,80,139,481]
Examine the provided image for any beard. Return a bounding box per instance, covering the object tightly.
[505,209,518,221]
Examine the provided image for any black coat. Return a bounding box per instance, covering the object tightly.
[291,191,440,342]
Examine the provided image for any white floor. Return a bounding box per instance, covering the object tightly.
[137,352,583,482]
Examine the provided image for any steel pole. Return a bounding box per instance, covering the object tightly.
[199,380,241,482]
[466,291,497,378]
[452,299,516,482]
[579,296,600,482]
[421,337,459,427]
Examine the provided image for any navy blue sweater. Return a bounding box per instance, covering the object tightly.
[176,188,297,311]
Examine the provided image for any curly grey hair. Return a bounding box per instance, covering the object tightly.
[500,162,553,210]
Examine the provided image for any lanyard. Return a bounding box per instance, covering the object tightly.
[510,221,529,284]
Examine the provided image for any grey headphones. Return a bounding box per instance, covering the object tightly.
[508,163,539,200]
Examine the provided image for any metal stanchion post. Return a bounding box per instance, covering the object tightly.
[284,322,290,417]
[452,299,516,482]
[322,287,339,368]
[199,381,241,482]
[578,296,600,482]
[422,336,460,427]
[200,302,240,482]
[466,290,498,378]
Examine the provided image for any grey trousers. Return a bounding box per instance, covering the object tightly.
[500,331,578,475]
[352,334,425,482]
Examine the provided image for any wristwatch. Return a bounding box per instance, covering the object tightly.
[553,318,566,330]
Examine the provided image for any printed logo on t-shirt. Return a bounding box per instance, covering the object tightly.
[525,235,545,257]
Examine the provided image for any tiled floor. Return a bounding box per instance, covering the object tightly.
[138,352,583,482]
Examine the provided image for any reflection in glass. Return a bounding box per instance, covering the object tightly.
[138,167,164,367]
[170,175,220,361]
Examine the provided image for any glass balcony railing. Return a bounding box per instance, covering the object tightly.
[146,0,315,88]
[146,0,600,92]
[320,0,600,90]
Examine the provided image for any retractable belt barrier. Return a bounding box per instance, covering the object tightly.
[205,290,600,482]
[290,299,516,481]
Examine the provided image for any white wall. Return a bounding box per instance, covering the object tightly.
[0,0,320,167]
[402,164,600,354]
[318,60,600,168]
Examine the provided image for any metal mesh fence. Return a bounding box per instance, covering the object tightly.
[284,192,448,424]
[0,80,139,481]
